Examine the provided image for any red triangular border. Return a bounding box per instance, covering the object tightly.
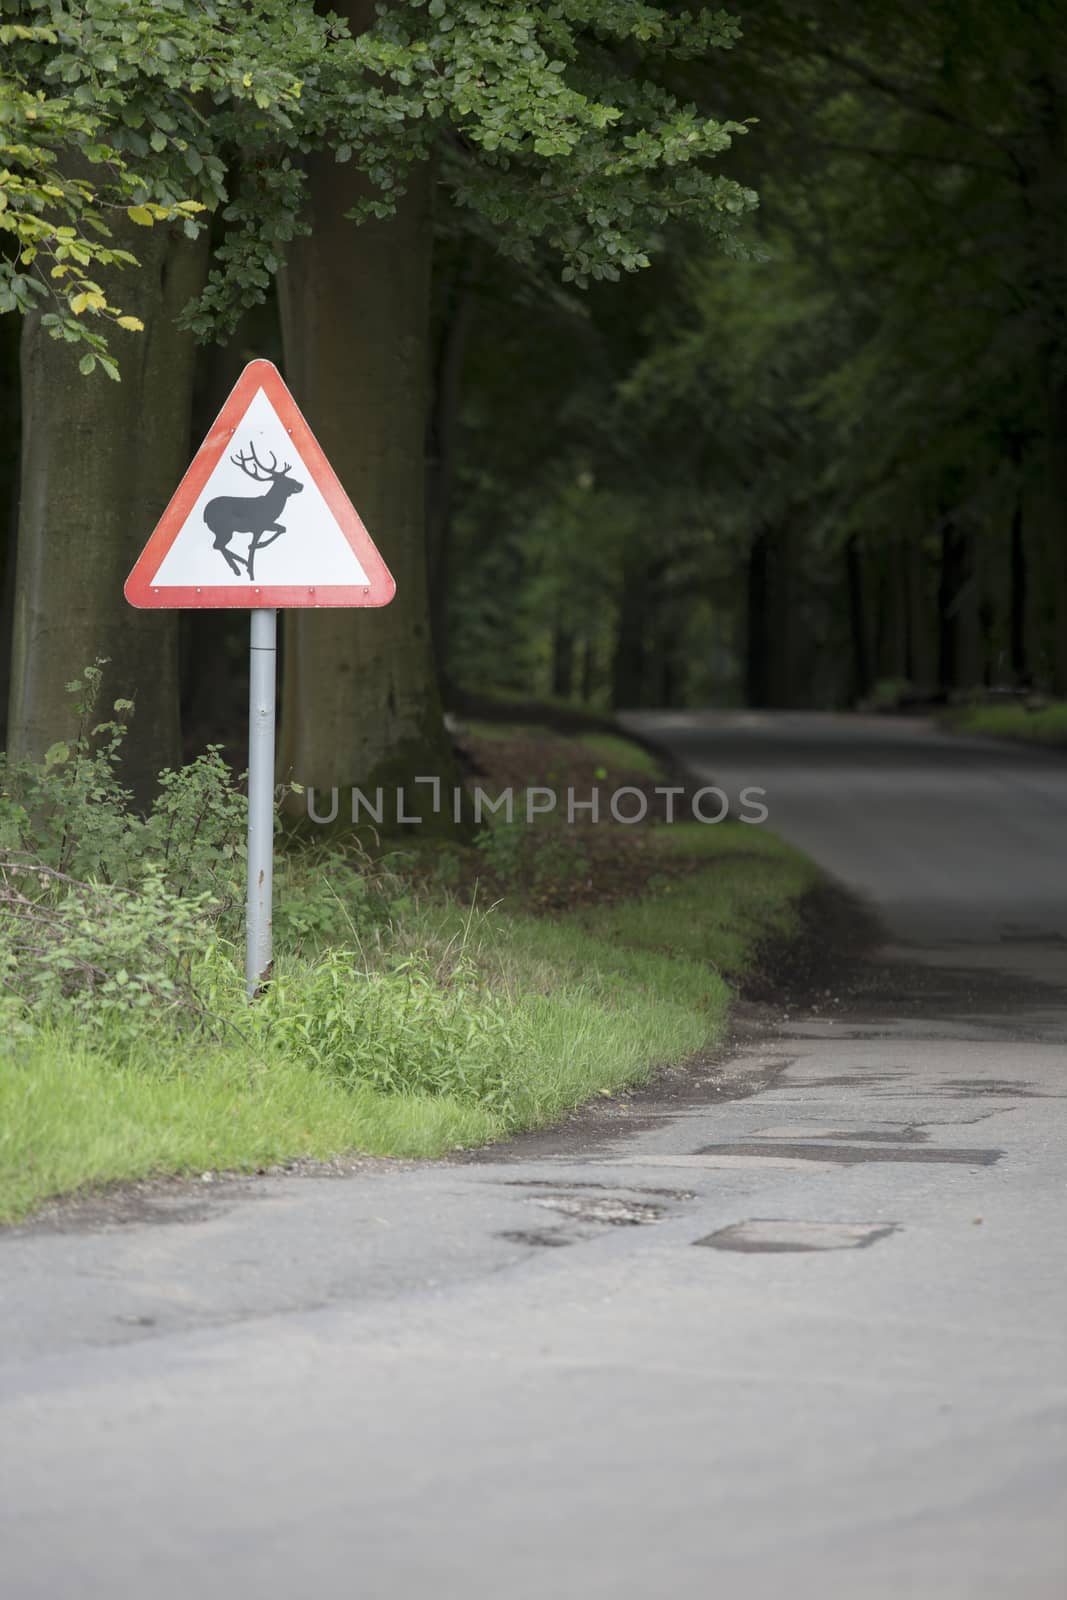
[125,359,396,610]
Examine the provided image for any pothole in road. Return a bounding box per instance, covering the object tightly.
[533,1194,666,1226]
[934,1079,1059,1099]
[695,1220,900,1253]
[752,1124,928,1144]
[494,1179,695,1199]
[497,1229,574,1249]
[790,1071,911,1090]
[695,1141,1001,1165]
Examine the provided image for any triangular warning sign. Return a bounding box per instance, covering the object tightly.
[125,360,395,609]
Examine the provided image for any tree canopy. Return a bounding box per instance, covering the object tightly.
[2,0,757,367]
[1,0,1065,802]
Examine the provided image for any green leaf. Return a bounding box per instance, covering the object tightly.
[78,353,96,375]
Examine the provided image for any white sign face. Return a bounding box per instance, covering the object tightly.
[149,387,370,590]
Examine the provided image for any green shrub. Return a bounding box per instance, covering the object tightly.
[0,663,246,915]
[0,663,251,1042]
[0,859,243,1046]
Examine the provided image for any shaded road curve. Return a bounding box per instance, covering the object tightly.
[625,709,1067,953]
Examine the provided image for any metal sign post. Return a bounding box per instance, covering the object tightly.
[245,608,277,999]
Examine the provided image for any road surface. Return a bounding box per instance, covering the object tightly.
[2,712,1065,1598]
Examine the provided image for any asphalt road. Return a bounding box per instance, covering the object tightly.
[3,712,1066,1599]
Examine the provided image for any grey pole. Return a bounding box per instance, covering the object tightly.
[246,608,277,999]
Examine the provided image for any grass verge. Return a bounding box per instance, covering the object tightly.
[0,823,815,1224]
[462,719,662,778]
[945,701,1067,747]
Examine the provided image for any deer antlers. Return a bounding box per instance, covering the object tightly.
[231,440,292,480]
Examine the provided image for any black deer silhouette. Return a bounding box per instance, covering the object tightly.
[203,441,304,580]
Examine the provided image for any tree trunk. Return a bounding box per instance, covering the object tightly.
[1045,375,1067,694]
[955,531,982,691]
[746,528,769,708]
[907,534,934,696]
[276,37,466,827]
[0,308,22,748]
[658,643,677,708]
[8,221,206,804]
[426,254,475,688]
[1009,481,1028,688]
[936,520,963,696]
[580,638,596,704]
[844,534,871,703]
[551,627,575,699]
[892,542,909,684]
[1031,71,1067,693]
[611,558,650,708]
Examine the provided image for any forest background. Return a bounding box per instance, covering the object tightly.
[2,0,1065,808]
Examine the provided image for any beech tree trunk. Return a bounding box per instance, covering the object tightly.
[844,534,871,703]
[746,523,793,707]
[745,528,770,708]
[0,310,21,748]
[611,557,651,708]
[277,49,466,825]
[907,534,934,696]
[7,222,206,805]
[891,542,910,683]
[426,255,475,686]
[936,520,963,695]
[552,627,575,698]
[1045,375,1067,694]
[1009,490,1028,688]
[580,638,596,704]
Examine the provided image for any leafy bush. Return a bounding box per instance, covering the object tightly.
[0,664,246,915]
[0,859,240,1045]
[0,664,248,1041]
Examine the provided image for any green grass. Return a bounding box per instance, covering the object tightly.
[464,719,553,742]
[459,684,609,717]
[0,1034,499,1221]
[0,823,816,1222]
[946,701,1067,746]
[575,828,814,974]
[463,720,662,778]
[578,731,662,777]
